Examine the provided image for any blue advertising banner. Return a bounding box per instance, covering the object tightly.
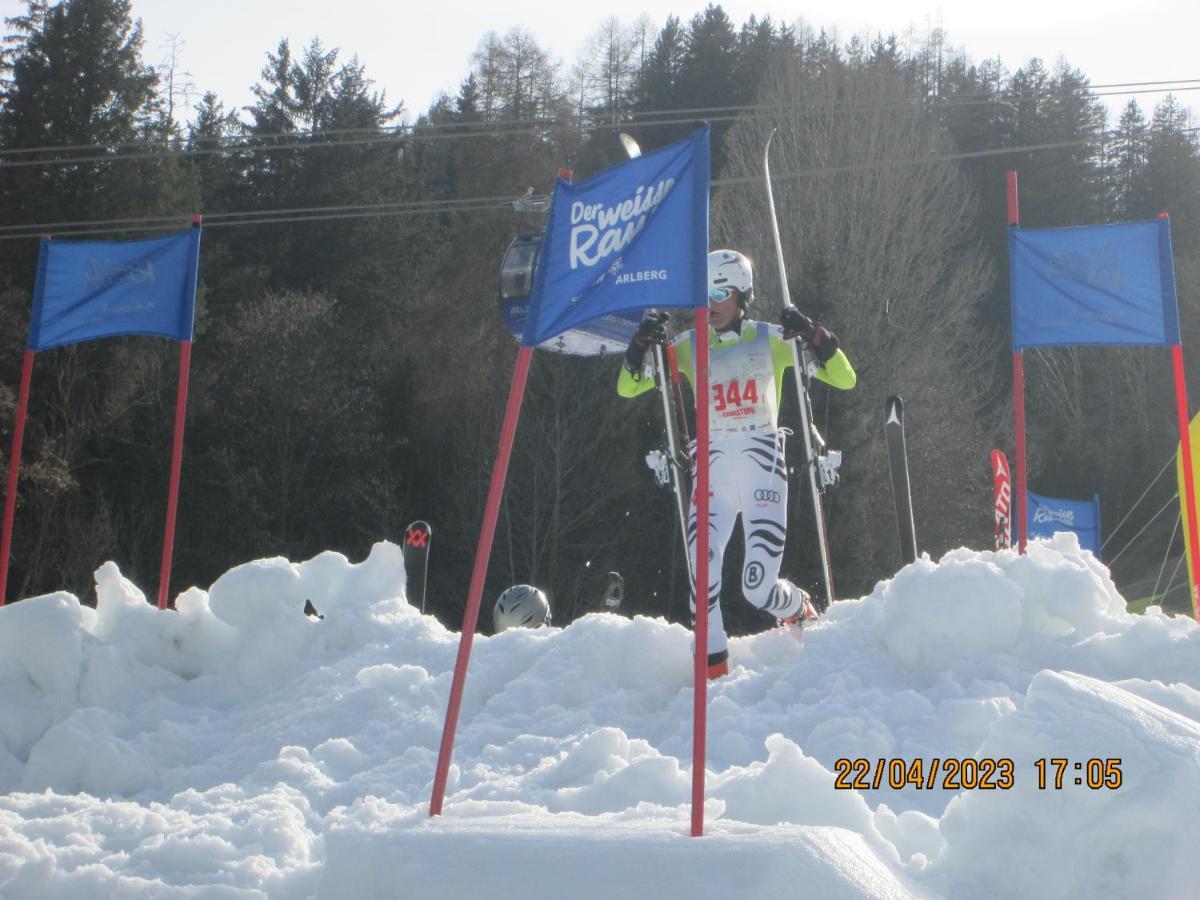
[28,228,202,351]
[1010,218,1180,350]
[522,126,710,346]
[1027,490,1101,554]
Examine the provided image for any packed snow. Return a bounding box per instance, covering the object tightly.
[0,533,1197,898]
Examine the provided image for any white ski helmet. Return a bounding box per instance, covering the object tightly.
[708,249,754,305]
[493,584,552,633]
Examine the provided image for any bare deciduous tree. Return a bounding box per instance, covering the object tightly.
[471,28,563,124]
[713,52,1000,592]
[569,17,651,122]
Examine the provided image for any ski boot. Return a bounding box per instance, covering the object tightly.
[707,649,729,680]
[777,588,818,635]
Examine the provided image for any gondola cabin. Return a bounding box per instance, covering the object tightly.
[495,230,640,356]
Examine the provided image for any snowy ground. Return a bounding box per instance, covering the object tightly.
[0,533,1197,899]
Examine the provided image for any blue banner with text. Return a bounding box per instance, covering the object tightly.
[1027,490,1101,555]
[29,228,201,351]
[522,126,710,346]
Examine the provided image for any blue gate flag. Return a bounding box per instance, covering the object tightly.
[28,228,202,351]
[522,125,710,347]
[1010,218,1180,350]
[1027,490,1101,554]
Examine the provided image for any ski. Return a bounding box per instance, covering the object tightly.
[648,342,692,562]
[601,570,624,612]
[763,129,837,606]
[991,450,1012,550]
[885,396,918,566]
[403,520,432,612]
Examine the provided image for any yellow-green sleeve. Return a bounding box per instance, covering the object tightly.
[617,334,695,398]
[617,363,656,398]
[769,331,856,390]
[816,349,856,389]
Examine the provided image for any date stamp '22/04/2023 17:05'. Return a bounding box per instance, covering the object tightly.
[833,758,1124,791]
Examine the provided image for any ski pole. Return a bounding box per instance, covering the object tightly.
[653,340,692,568]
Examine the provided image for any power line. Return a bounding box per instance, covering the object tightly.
[0,80,1196,171]
[1160,545,1187,607]
[1150,510,1181,603]
[1100,451,1177,553]
[716,127,1200,187]
[0,77,1191,161]
[0,77,1190,156]
[0,193,525,234]
[0,123,1197,241]
[1106,492,1179,568]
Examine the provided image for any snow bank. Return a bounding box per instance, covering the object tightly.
[319,804,926,900]
[0,534,1195,898]
[934,669,1200,898]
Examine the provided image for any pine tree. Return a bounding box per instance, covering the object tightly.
[1001,59,1106,226]
[187,91,242,214]
[716,43,998,598]
[0,0,185,239]
[1109,99,1149,218]
[731,16,781,107]
[0,0,199,599]
[678,4,739,166]
[1143,96,1200,240]
[629,16,686,149]
[236,38,406,300]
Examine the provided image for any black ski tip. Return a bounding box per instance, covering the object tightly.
[304,598,324,620]
[403,520,431,549]
[602,571,625,611]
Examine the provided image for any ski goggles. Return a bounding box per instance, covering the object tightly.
[708,286,736,303]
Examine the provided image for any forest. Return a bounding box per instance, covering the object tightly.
[1,0,1198,637]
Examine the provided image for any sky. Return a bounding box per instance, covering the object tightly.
[4,0,1194,125]
[0,532,1197,896]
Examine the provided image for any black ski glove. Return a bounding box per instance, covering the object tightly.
[781,307,839,364]
[624,312,669,372]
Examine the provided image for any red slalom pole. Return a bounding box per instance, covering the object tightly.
[157,339,193,610]
[1006,169,1020,227]
[157,215,203,610]
[0,350,35,606]
[690,307,711,837]
[1171,344,1200,621]
[431,345,533,816]
[1007,170,1029,553]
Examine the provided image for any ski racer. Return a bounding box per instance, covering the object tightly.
[617,249,856,679]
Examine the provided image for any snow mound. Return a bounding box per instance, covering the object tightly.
[0,534,1195,898]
